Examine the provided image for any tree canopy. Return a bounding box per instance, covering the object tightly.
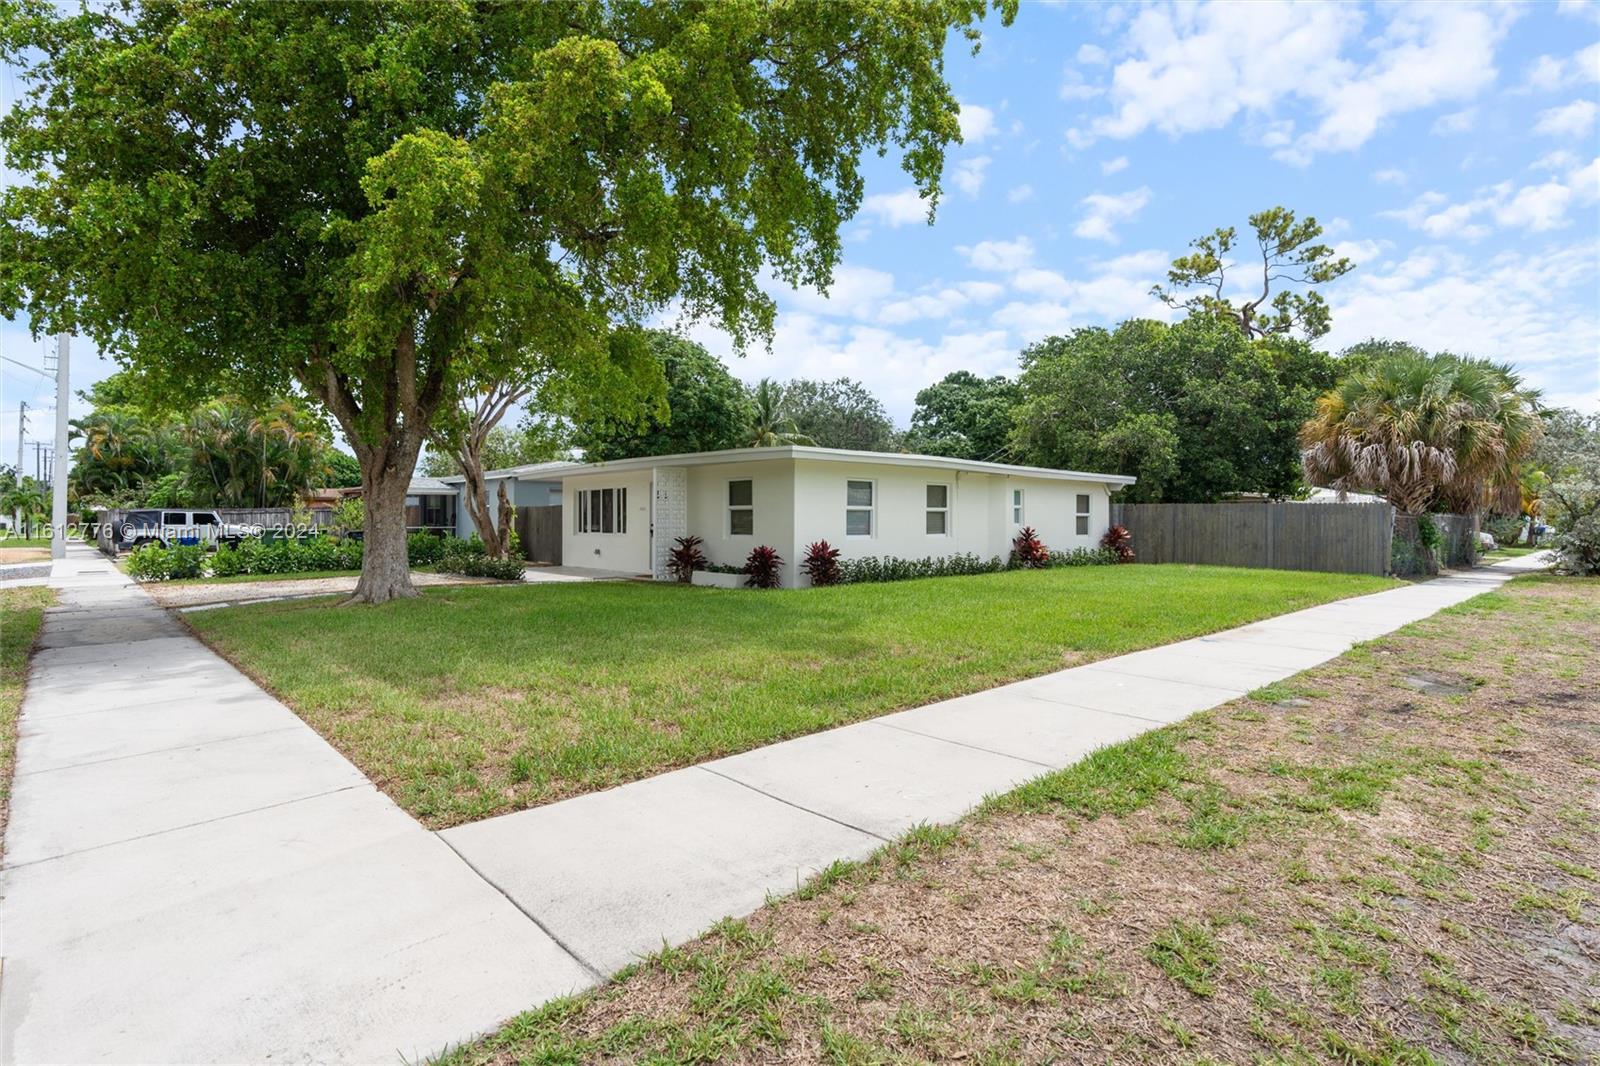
[572,332,753,462]
[1153,207,1353,340]
[904,370,1019,460]
[1012,317,1337,502]
[2,0,1012,601]
[781,377,900,451]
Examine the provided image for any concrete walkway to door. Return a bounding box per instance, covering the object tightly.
[0,546,1548,1062]
[1,544,593,1064]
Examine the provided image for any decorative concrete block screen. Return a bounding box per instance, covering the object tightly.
[1110,501,1396,575]
[650,466,689,580]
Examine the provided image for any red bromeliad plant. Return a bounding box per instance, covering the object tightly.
[668,535,707,582]
[801,540,842,586]
[1100,524,1135,563]
[744,545,784,588]
[1010,526,1050,569]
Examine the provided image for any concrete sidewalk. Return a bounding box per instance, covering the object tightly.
[440,556,1544,977]
[1,545,592,1064]
[1,546,1545,1062]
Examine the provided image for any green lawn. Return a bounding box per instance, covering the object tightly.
[186,565,1398,828]
[1,586,54,859]
[1481,544,1542,561]
[0,536,52,549]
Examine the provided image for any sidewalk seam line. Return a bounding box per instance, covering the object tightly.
[2,784,368,871]
[16,725,304,777]
[872,720,1057,769]
[433,833,606,983]
[697,766,890,842]
[1015,695,1168,725]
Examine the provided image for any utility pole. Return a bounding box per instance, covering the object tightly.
[12,398,25,534]
[52,333,69,559]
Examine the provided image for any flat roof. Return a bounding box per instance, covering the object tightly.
[510,446,1136,486]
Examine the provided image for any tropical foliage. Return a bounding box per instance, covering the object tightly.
[69,392,341,510]
[744,380,817,448]
[573,333,754,462]
[1532,408,1600,575]
[1300,351,1542,518]
[781,378,899,452]
[1012,317,1336,502]
[905,370,1020,460]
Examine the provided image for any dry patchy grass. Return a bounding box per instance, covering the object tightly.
[445,576,1600,1065]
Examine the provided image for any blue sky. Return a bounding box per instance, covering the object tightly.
[3,0,1598,471]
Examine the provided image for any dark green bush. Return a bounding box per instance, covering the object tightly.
[407,531,448,566]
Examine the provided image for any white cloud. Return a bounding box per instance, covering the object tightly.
[1381,157,1598,239]
[1073,186,1152,243]
[782,264,897,320]
[1530,149,1579,172]
[1330,238,1389,266]
[958,237,1035,272]
[1373,167,1409,185]
[1325,241,1600,412]
[1526,43,1600,91]
[1533,98,1599,137]
[1076,43,1110,66]
[1059,67,1103,102]
[1431,107,1476,134]
[951,155,991,197]
[1072,1,1516,165]
[1100,155,1130,175]
[1007,184,1035,203]
[861,187,930,228]
[989,249,1173,342]
[957,103,996,144]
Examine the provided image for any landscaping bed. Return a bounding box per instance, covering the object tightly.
[445,575,1600,1064]
[184,564,1397,827]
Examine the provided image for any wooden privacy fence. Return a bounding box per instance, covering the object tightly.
[516,504,563,564]
[1110,501,1396,575]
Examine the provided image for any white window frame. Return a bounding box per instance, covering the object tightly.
[1011,487,1025,525]
[925,482,951,537]
[575,486,628,535]
[845,478,876,538]
[727,478,755,537]
[1075,493,1092,536]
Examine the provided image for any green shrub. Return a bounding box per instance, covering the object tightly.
[838,552,1009,584]
[125,543,206,580]
[1484,514,1523,547]
[1048,547,1119,567]
[209,544,248,577]
[407,531,448,566]
[436,551,524,580]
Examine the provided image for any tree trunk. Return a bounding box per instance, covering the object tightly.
[496,480,515,557]
[347,429,427,605]
[460,464,507,559]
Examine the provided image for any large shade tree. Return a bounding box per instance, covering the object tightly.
[572,331,753,462]
[1012,317,1336,502]
[781,377,899,451]
[904,370,1020,460]
[2,0,1012,602]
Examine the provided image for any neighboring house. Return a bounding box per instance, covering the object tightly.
[304,478,459,535]
[452,446,1134,586]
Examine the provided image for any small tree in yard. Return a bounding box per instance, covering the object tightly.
[1,1,1013,603]
[1534,409,1600,575]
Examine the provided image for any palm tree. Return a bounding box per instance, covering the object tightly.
[744,379,815,448]
[2,479,47,538]
[1301,351,1542,566]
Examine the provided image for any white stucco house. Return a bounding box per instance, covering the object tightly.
[443,446,1134,587]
